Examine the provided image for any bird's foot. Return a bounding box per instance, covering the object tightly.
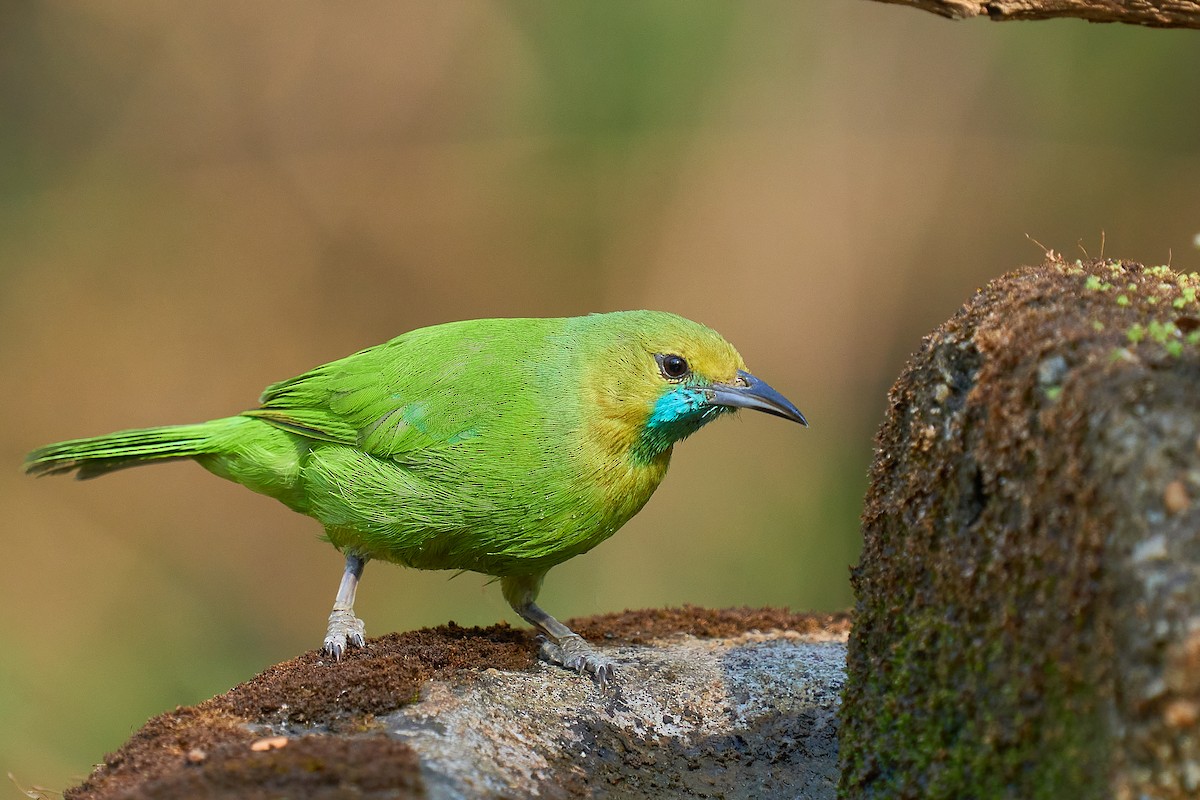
[537,633,615,688]
[322,609,366,660]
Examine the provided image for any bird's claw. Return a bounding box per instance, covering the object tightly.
[323,609,366,660]
[537,633,615,689]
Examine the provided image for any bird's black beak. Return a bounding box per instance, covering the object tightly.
[707,370,808,426]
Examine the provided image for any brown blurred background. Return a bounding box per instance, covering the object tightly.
[2,1,1199,793]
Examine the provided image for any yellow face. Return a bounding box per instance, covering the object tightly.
[576,311,749,464]
[638,324,748,389]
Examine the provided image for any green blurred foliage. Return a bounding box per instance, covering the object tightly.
[2,2,1199,794]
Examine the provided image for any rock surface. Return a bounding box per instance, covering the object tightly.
[841,259,1200,799]
[65,607,849,800]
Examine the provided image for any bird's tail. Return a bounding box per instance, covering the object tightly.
[24,417,244,480]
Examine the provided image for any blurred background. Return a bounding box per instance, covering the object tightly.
[2,0,1199,793]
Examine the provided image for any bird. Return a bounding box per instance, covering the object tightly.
[25,310,806,684]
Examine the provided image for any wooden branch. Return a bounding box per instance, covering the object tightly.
[871,0,1200,28]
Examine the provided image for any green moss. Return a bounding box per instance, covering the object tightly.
[1124,318,1193,358]
[843,581,1109,799]
[1078,265,1200,358]
[1147,319,1177,343]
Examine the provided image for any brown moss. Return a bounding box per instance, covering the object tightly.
[117,735,423,800]
[569,605,851,644]
[212,621,534,724]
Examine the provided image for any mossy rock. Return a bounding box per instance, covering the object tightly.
[841,259,1200,799]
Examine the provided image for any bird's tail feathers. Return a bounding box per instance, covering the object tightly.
[24,417,244,480]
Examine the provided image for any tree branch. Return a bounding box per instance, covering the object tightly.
[870,0,1200,28]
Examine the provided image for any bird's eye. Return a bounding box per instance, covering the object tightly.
[656,353,690,381]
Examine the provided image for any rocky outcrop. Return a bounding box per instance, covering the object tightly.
[842,259,1200,799]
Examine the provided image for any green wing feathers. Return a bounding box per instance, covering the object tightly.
[242,340,404,450]
[24,418,247,479]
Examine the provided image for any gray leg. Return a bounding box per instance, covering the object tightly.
[501,573,615,687]
[323,553,366,660]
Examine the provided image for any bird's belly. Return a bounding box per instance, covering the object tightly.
[304,445,659,577]
[325,506,623,576]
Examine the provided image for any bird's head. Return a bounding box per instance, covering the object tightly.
[573,311,807,466]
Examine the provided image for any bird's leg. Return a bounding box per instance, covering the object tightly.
[322,553,366,660]
[501,574,615,687]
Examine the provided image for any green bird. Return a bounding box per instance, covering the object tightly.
[25,311,806,683]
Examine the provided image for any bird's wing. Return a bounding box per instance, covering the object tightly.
[243,335,498,460]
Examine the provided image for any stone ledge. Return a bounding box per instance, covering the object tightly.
[66,607,849,800]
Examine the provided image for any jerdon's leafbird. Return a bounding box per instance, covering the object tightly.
[26,311,807,684]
